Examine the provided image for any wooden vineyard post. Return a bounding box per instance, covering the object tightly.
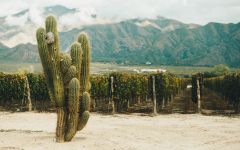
[152,76,157,115]
[92,98,96,110]
[110,76,115,114]
[192,73,202,114]
[171,94,174,103]
[197,79,201,113]
[162,98,165,109]
[24,76,32,111]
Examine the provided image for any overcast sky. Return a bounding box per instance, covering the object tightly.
[0,0,240,25]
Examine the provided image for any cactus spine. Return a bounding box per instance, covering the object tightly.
[36,16,91,142]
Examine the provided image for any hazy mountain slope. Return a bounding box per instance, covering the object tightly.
[59,20,240,66]
[0,16,239,67]
[148,22,240,66]
[0,43,39,63]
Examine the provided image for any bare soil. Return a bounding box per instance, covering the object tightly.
[0,112,240,150]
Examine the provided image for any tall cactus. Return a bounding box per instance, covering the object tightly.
[36,16,91,142]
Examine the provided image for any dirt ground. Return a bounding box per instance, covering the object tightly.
[0,112,239,150]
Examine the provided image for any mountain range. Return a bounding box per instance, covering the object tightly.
[0,5,240,67]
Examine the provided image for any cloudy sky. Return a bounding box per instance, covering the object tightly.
[1,0,240,25]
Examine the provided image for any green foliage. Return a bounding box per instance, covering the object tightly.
[27,73,49,101]
[212,64,230,76]
[1,72,188,112]
[204,73,240,112]
[110,72,148,100]
[0,73,25,103]
[90,72,185,111]
[90,75,109,99]
[149,73,184,105]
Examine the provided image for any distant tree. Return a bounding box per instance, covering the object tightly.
[203,71,218,78]
[212,64,230,76]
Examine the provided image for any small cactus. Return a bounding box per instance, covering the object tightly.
[77,92,90,130]
[36,16,91,142]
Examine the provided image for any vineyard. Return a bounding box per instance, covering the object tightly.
[204,73,240,112]
[0,72,239,113]
[0,72,190,112]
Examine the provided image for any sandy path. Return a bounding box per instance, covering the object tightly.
[0,112,239,150]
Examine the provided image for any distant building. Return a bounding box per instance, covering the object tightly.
[146,61,152,65]
[133,69,140,73]
[140,68,166,73]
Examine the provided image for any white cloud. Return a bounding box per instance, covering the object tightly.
[4,6,44,27]
[1,0,239,47]
[0,0,240,25]
[5,13,28,26]
[58,8,113,31]
[28,7,44,25]
[59,8,96,29]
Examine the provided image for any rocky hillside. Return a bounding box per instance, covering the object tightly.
[0,5,239,67]
[62,18,240,67]
[0,43,39,63]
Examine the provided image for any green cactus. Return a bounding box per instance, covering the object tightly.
[78,111,90,131]
[77,92,90,130]
[77,33,91,131]
[71,43,82,80]
[60,54,71,74]
[65,78,80,141]
[63,66,77,84]
[36,15,91,142]
[78,33,91,93]
[81,92,91,114]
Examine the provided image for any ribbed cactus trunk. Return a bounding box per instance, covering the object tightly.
[77,33,91,131]
[36,16,91,142]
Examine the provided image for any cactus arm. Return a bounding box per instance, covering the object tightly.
[45,16,65,107]
[80,92,90,114]
[60,54,72,74]
[65,78,80,141]
[77,111,90,131]
[78,92,90,131]
[36,28,55,102]
[63,66,77,84]
[77,33,91,131]
[45,16,60,52]
[78,32,90,93]
[71,43,82,81]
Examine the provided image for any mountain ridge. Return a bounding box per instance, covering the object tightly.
[0,5,239,67]
[0,20,239,67]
